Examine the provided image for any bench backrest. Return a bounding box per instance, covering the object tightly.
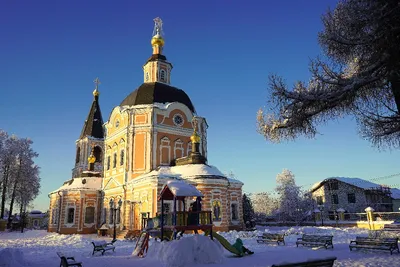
[92,240,108,247]
[384,224,400,229]
[302,234,333,242]
[355,236,398,244]
[271,256,337,267]
[263,233,283,239]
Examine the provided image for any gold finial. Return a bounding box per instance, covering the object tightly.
[88,145,96,164]
[151,17,165,47]
[93,77,101,97]
[190,116,201,143]
[190,131,201,143]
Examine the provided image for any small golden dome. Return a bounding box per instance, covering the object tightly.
[93,88,100,97]
[88,154,96,164]
[151,34,164,47]
[190,131,201,143]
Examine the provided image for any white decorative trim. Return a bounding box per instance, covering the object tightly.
[159,137,171,165]
[174,139,184,159]
[64,203,76,228]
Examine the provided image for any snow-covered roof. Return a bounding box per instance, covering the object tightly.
[137,164,243,184]
[49,177,102,194]
[162,180,204,198]
[311,177,400,199]
[391,188,400,199]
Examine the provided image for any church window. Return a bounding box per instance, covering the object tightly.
[115,120,120,128]
[109,206,114,224]
[160,137,171,165]
[113,152,117,168]
[145,72,149,81]
[160,69,166,81]
[107,156,110,170]
[85,207,95,224]
[75,147,80,163]
[101,208,107,224]
[174,139,184,159]
[187,142,192,156]
[120,150,125,166]
[231,203,238,221]
[173,114,184,126]
[116,209,121,224]
[94,146,102,163]
[67,208,75,224]
[212,200,221,221]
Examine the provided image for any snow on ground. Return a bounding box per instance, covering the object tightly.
[0,226,399,267]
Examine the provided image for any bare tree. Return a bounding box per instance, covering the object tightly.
[257,0,400,149]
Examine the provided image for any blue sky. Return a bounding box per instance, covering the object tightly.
[1,0,399,211]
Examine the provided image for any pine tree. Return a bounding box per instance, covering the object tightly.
[242,193,255,228]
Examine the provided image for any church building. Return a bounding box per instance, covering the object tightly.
[48,18,244,235]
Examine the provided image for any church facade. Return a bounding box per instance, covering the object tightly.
[48,18,244,235]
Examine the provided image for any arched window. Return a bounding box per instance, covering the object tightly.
[94,146,102,163]
[187,142,192,156]
[212,200,222,221]
[160,137,170,165]
[120,150,125,166]
[107,155,110,170]
[113,153,117,168]
[75,147,80,163]
[174,139,184,159]
[84,206,95,224]
[160,69,166,81]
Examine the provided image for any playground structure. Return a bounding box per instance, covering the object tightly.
[133,180,247,258]
[158,180,213,241]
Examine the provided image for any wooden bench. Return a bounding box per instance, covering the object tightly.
[56,252,82,267]
[296,234,334,249]
[91,240,116,255]
[271,256,337,267]
[256,233,285,245]
[349,236,399,255]
[383,224,400,232]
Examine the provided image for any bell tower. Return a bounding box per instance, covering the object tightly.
[72,78,105,178]
[142,17,173,84]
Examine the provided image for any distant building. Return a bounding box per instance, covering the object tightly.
[311,177,400,215]
[27,210,48,229]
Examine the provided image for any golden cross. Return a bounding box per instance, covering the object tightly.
[93,77,101,90]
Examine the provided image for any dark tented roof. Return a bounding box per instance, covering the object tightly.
[79,95,104,139]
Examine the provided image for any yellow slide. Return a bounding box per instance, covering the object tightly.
[205,230,243,257]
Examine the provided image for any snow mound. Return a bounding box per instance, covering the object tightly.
[148,235,224,267]
[0,248,28,267]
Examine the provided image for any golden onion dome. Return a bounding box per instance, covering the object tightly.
[93,88,100,97]
[190,131,201,143]
[88,154,96,164]
[151,34,164,46]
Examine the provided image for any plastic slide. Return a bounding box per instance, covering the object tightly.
[205,230,243,256]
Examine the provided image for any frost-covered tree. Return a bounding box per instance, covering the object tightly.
[0,134,19,219]
[275,169,316,223]
[7,138,40,227]
[257,0,400,149]
[0,130,41,221]
[252,192,279,220]
[242,193,255,228]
